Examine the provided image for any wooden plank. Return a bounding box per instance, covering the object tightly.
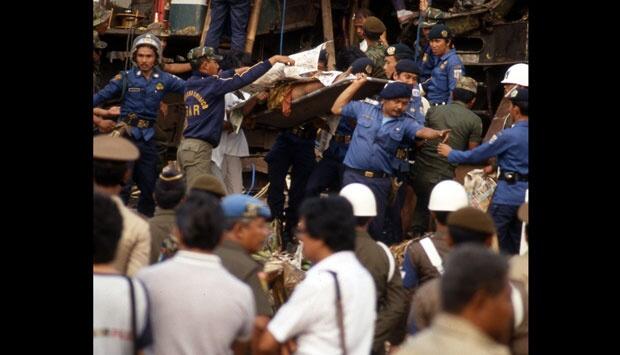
[199,0,213,46]
[245,0,264,54]
[321,0,336,70]
[248,78,388,129]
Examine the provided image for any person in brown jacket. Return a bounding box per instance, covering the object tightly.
[148,164,186,264]
[396,245,513,355]
[402,180,469,292]
[340,183,409,355]
[94,135,151,276]
[407,207,528,355]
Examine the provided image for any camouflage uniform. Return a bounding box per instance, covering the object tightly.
[366,43,388,79]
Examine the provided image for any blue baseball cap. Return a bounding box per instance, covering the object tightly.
[221,194,271,220]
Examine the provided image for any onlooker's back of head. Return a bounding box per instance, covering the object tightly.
[299,196,356,253]
[441,244,512,341]
[155,165,186,210]
[175,191,225,251]
[94,192,124,264]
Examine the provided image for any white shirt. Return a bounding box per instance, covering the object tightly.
[93,274,151,355]
[212,92,250,168]
[136,251,255,355]
[268,251,376,355]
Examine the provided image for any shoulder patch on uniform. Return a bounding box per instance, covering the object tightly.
[453,68,462,79]
[363,98,380,106]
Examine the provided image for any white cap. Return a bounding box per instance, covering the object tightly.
[340,183,377,217]
[501,63,528,87]
[428,180,469,211]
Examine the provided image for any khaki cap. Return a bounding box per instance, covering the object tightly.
[447,207,496,235]
[363,16,387,34]
[93,135,140,161]
[190,174,227,198]
[456,76,477,94]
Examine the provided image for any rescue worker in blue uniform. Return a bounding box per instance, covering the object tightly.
[93,33,186,217]
[205,0,250,55]
[422,24,464,105]
[304,58,376,199]
[438,88,528,254]
[332,79,448,244]
[385,59,427,243]
[177,47,294,189]
[414,18,439,83]
[383,43,415,81]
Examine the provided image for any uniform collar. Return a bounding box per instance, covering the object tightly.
[153,207,176,217]
[220,239,248,254]
[174,250,223,267]
[440,48,456,61]
[513,120,528,128]
[434,313,509,351]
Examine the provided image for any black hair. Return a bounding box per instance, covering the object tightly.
[356,217,372,228]
[93,159,129,187]
[190,57,208,71]
[364,30,382,41]
[452,88,476,104]
[336,47,367,71]
[512,100,528,116]
[441,244,509,314]
[434,211,450,225]
[175,191,224,251]
[154,176,186,210]
[299,196,356,252]
[448,225,493,246]
[133,43,159,63]
[93,192,123,264]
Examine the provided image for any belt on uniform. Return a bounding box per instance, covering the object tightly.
[289,126,315,139]
[498,171,528,183]
[430,102,446,106]
[346,167,390,178]
[332,134,352,144]
[122,114,155,129]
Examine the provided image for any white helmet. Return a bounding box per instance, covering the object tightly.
[501,63,528,87]
[340,183,377,217]
[428,180,469,211]
[131,33,162,65]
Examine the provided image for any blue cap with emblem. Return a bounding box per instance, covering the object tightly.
[350,57,374,75]
[395,59,420,75]
[385,43,415,60]
[508,87,528,102]
[379,82,413,100]
[221,194,272,220]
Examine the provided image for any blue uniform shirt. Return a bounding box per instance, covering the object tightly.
[183,60,272,147]
[424,48,464,104]
[448,120,528,205]
[342,101,423,175]
[93,67,186,141]
[324,114,357,162]
[417,44,437,83]
[404,86,426,126]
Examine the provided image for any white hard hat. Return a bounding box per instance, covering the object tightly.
[131,33,163,65]
[428,180,469,211]
[501,63,528,87]
[340,183,377,217]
